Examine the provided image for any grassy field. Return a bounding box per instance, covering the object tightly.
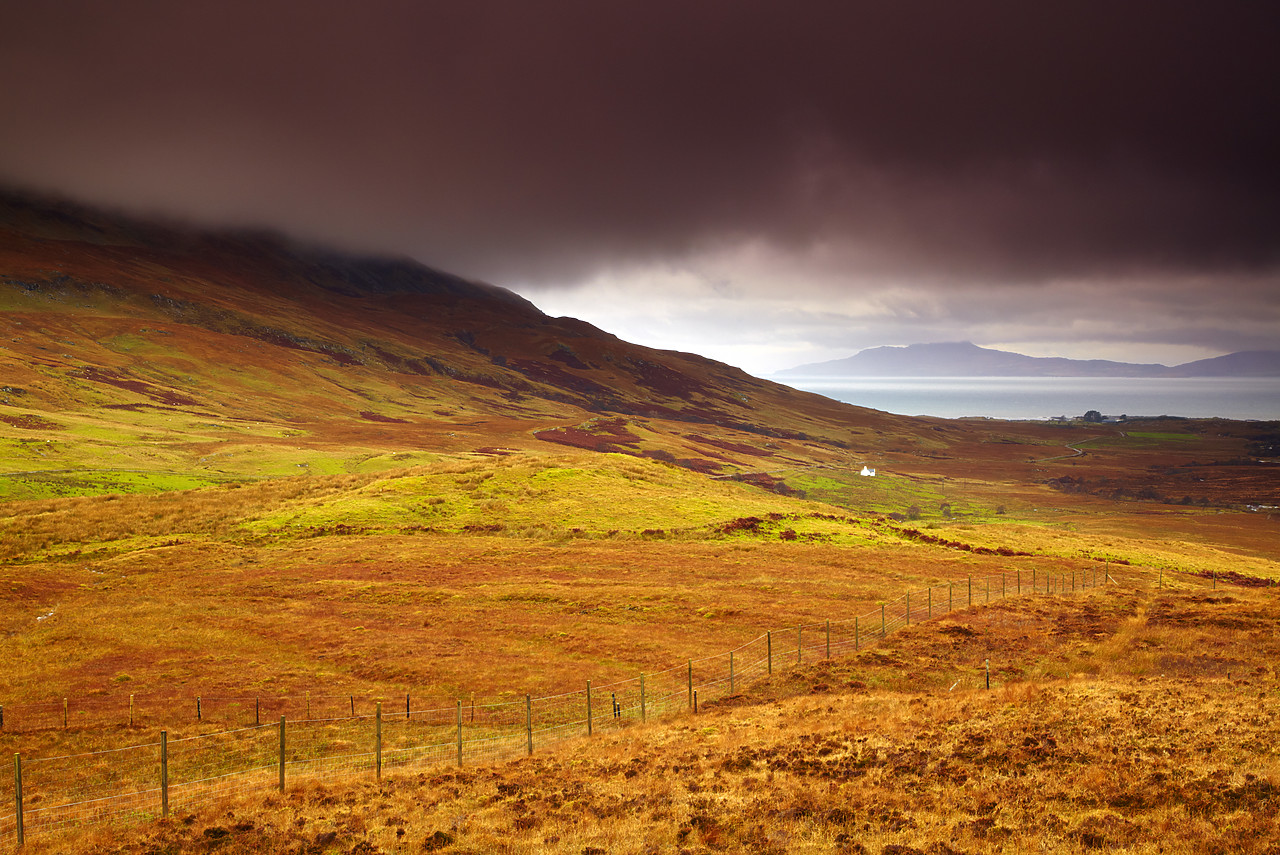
[15,581,1277,855]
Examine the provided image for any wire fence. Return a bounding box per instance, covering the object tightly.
[0,562,1242,846]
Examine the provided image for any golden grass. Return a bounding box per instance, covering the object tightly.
[18,584,1278,854]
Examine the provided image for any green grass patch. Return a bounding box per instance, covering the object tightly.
[0,469,231,500]
[242,455,844,536]
[1092,431,1200,448]
[786,469,985,520]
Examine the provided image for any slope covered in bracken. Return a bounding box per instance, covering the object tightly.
[29,582,1280,855]
[0,189,934,486]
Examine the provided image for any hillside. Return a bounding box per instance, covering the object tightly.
[2,190,1279,852]
[778,341,1280,378]
[1,188,938,501]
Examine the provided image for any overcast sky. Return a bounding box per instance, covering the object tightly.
[3,1,1278,375]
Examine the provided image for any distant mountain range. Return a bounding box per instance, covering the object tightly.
[777,342,1280,378]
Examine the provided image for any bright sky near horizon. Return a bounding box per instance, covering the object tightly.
[2,2,1277,376]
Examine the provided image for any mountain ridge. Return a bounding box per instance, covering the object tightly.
[777,341,1280,378]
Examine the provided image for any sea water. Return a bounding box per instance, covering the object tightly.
[774,376,1280,421]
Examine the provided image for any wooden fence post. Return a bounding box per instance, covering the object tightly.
[64,697,68,728]
[1017,569,1021,594]
[797,626,803,665]
[687,661,693,710]
[161,731,169,818]
[14,753,23,847]
[854,616,859,651]
[587,681,593,736]
[129,694,134,727]
[881,604,886,637]
[306,691,311,720]
[406,693,410,720]
[968,576,972,606]
[928,587,932,619]
[767,631,773,675]
[985,659,990,690]
[729,651,735,694]
[278,716,286,793]
[826,620,831,659]
[525,695,533,756]
[640,675,646,722]
[456,700,463,767]
[949,582,953,611]
[905,591,910,626]
[255,697,260,727]
[1002,573,1006,598]
[197,696,201,721]
[375,702,382,781]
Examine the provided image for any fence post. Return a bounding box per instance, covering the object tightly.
[928,587,932,619]
[855,616,859,651]
[640,675,646,722]
[130,694,135,727]
[278,716,286,793]
[881,604,886,637]
[1159,567,1163,589]
[968,576,972,606]
[797,626,803,665]
[456,700,463,767]
[985,659,990,690]
[14,753,23,847]
[949,582,953,611]
[587,681,593,736]
[729,651,735,694]
[375,702,382,781]
[306,692,311,720]
[767,632,773,675]
[1032,568,1036,593]
[687,661,693,710]
[1,704,4,731]
[826,620,831,659]
[1017,569,1021,594]
[694,691,698,714]
[986,579,990,603]
[161,731,169,818]
[406,693,410,720]
[905,592,910,626]
[525,695,533,756]
[255,697,260,727]
[197,696,201,721]
[1002,573,1006,598]
[351,696,355,717]
[64,697,68,728]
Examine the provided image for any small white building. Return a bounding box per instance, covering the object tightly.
[860,466,876,477]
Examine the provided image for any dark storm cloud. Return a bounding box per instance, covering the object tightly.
[2,1,1278,370]
[3,1,1278,283]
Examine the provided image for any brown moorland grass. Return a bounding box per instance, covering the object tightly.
[20,583,1278,855]
[2,448,1274,751]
